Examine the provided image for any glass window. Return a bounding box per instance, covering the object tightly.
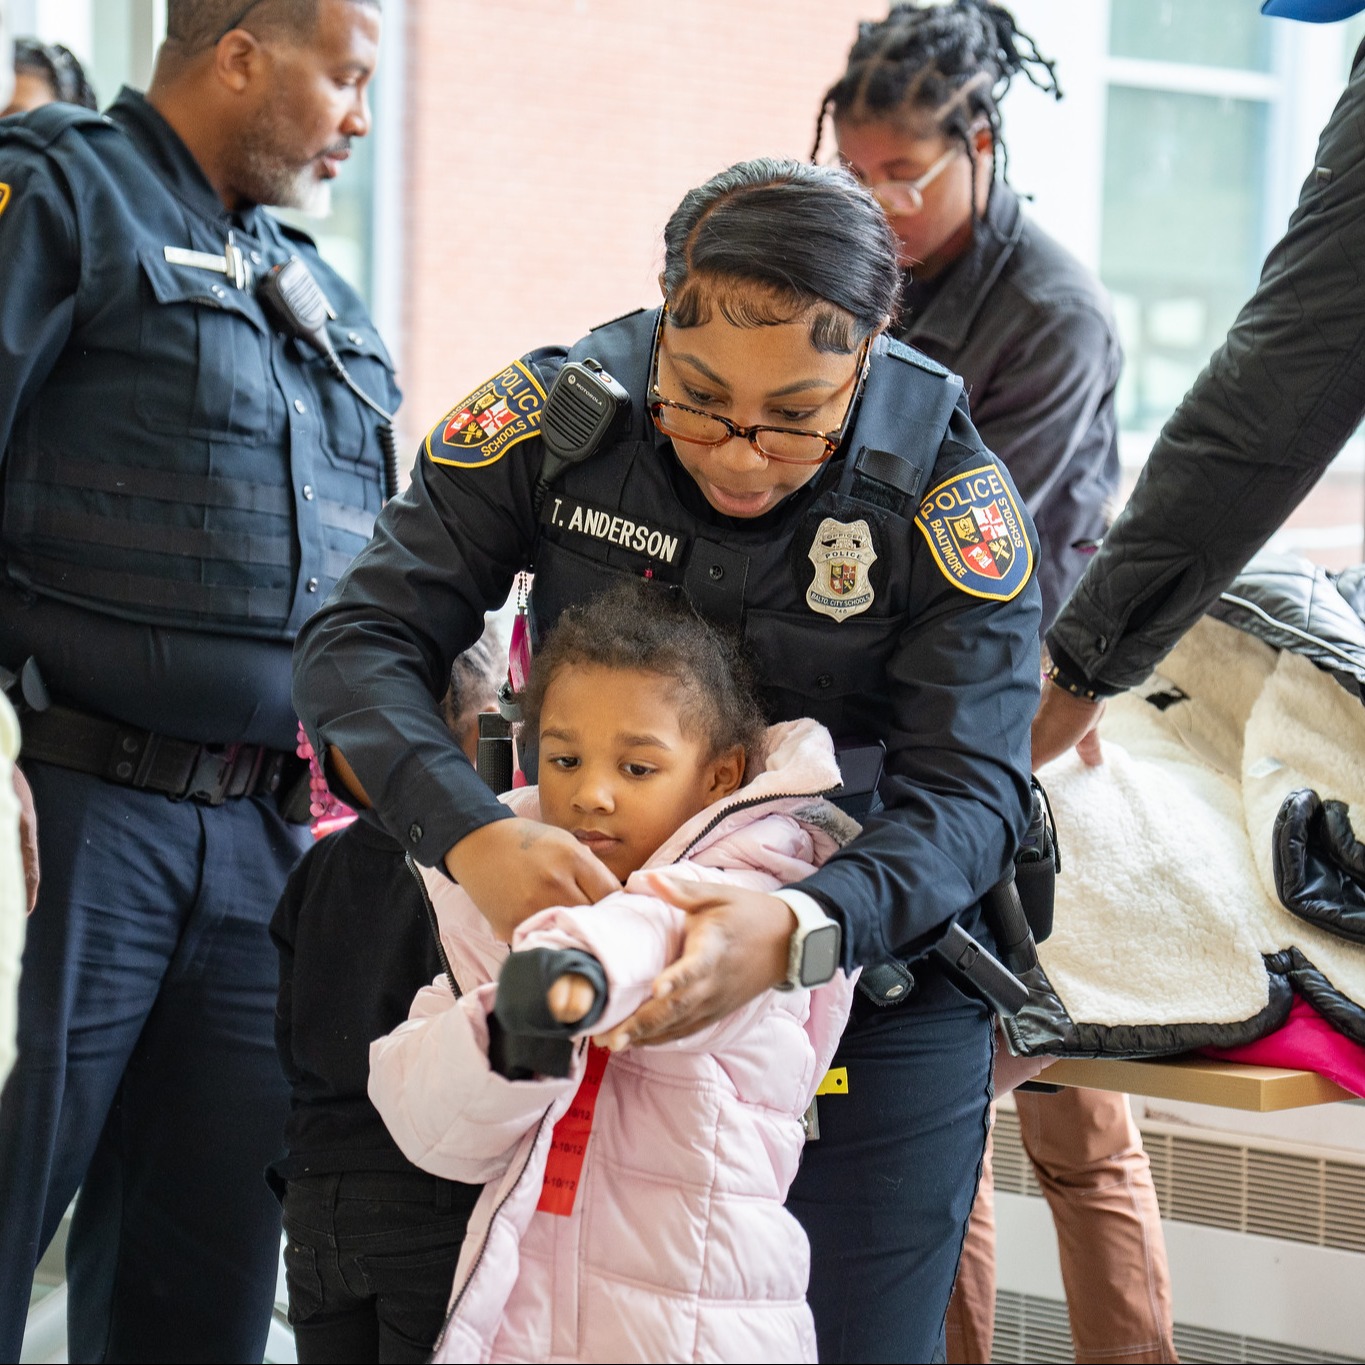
[1100,86,1268,432]
[86,0,136,109]
[1109,0,1273,72]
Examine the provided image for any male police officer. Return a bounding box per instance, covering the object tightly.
[0,3,396,1359]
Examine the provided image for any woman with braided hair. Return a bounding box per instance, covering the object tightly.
[811,5,1177,1364]
[816,0,1117,635]
[2,38,97,117]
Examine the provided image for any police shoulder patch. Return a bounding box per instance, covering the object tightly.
[425,360,547,469]
[0,184,10,222]
[914,463,1033,602]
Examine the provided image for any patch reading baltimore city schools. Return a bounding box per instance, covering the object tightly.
[426,361,546,469]
[914,465,1032,601]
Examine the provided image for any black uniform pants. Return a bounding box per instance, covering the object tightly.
[282,1169,479,1363]
[0,761,308,1363]
[787,969,995,1364]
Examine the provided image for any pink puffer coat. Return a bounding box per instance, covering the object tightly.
[368,719,856,1364]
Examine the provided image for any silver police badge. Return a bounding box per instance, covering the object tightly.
[806,517,877,621]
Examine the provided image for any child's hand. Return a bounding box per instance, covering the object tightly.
[547,972,598,1024]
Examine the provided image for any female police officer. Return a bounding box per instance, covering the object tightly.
[293,157,1042,1363]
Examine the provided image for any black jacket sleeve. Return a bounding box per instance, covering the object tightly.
[1048,44,1365,693]
[291,357,557,866]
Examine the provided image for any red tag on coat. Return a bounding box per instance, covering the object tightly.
[536,1043,610,1217]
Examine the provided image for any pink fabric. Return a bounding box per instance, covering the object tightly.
[369,719,855,1365]
[1201,994,1365,1098]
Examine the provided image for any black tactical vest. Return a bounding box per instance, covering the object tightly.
[0,102,395,639]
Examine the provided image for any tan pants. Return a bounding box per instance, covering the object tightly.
[946,1087,1177,1364]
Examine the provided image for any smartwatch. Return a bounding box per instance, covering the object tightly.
[772,890,842,990]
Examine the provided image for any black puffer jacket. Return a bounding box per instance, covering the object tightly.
[1047,38,1365,696]
[1009,552,1365,1058]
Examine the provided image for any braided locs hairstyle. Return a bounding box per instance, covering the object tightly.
[14,39,98,110]
[812,0,1060,199]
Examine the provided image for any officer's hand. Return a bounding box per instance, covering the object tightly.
[1032,682,1106,770]
[443,818,621,942]
[13,767,38,915]
[595,882,791,1051]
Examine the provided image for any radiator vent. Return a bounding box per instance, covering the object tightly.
[993,1290,1365,1364]
[993,1107,1365,1252]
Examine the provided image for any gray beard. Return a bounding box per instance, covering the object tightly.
[284,175,333,218]
[240,152,333,215]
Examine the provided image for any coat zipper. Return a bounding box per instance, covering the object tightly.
[673,785,838,862]
[429,1094,560,1353]
[405,853,463,999]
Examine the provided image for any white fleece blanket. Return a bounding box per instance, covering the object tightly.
[1035,617,1365,1029]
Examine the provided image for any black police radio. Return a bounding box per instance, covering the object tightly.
[534,359,630,513]
[257,257,401,501]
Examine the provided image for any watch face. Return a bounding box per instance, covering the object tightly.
[799,922,842,988]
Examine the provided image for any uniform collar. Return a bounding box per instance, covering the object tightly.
[898,184,1024,353]
[106,86,264,233]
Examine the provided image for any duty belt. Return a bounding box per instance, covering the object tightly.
[18,702,294,805]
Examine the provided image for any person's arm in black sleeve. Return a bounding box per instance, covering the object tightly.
[1047,47,1365,697]
[292,385,546,863]
[0,138,81,458]
[796,423,1043,970]
[292,351,623,939]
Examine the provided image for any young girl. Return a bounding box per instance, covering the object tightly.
[368,582,856,1364]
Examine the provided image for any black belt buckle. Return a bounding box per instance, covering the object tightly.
[181,744,240,805]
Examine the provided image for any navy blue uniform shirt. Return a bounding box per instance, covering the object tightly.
[0,89,399,749]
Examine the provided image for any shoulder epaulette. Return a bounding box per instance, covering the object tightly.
[590,306,647,332]
[0,103,111,152]
[884,336,951,378]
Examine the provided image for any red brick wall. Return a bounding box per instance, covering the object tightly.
[400,0,873,441]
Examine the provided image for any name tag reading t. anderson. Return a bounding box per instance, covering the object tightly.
[540,494,686,567]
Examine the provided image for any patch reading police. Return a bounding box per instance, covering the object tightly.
[425,360,546,469]
[915,464,1033,601]
[541,493,685,566]
[0,184,10,222]
[805,517,877,621]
